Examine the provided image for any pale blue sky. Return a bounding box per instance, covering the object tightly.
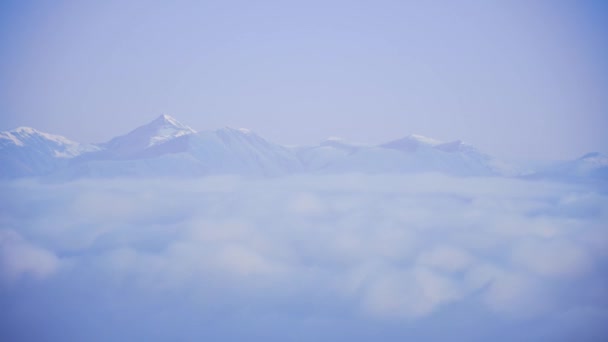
[1,0,607,159]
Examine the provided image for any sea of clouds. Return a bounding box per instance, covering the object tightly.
[1,174,607,341]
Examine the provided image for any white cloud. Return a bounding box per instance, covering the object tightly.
[417,245,473,273]
[0,229,59,282]
[287,192,326,216]
[511,239,593,277]
[0,175,606,340]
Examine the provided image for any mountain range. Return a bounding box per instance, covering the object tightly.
[1,115,606,182]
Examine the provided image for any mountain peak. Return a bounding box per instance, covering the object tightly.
[149,114,193,130]
[102,115,196,155]
[406,134,442,146]
[139,115,195,147]
[1,126,78,147]
[12,126,40,134]
[381,134,442,152]
[0,126,98,161]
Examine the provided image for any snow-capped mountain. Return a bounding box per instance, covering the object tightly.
[296,134,499,176]
[0,127,98,178]
[185,127,303,176]
[92,114,196,159]
[1,114,602,181]
[381,134,442,152]
[294,137,366,171]
[54,116,302,179]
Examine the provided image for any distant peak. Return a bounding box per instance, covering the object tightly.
[152,114,182,126]
[102,114,196,151]
[406,134,442,146]
[146,114,195,132]
[159,114,176,121]
[1,126,80,148]
[12,126,40,134]
[10,127,68,140]
[381,134,442,152]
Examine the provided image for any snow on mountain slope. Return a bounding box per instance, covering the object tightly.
[181,127,303,176]
[0,127,99,178]
[296,134,499,176]
[98,114,196,158]
[433,140,502,175]
[381,134,441,152]
[58,124,303,179]
[294,137,367,171]
[0,127,98,157]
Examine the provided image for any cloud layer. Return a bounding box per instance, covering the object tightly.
[1,174,607,341]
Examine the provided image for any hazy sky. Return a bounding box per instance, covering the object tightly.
[1,0,607,159]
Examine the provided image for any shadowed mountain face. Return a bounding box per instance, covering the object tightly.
[0,115,604,181]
